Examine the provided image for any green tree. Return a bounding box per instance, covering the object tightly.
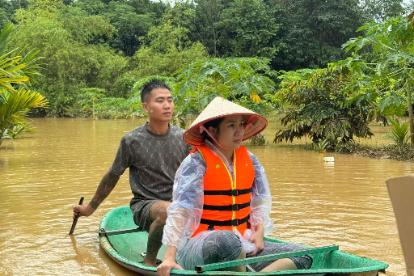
[104,1,154,56]
[217,0,280,58]
[0,1,11,29]
[163,1,196,31]
[128,0,167,21]
[59,5,115,45]
[270,0,364,70]
[193,0,227,56]
[131,19,207,78]
[72,0,106,15]
[74,0,167,55]
[193,0,280,58]
[10,2,128,115]
[0,0,29,29]
[173,58,276,127]
[162,1,197,50]
[359,0,404,21]
[343,16,414,144]
[274,65,375,151]
[0,24,47,145]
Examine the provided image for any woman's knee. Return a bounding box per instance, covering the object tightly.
[202,231,242,264]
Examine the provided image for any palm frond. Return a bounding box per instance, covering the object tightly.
[0,88,47,133]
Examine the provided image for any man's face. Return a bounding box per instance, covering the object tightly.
[142,88,174,122]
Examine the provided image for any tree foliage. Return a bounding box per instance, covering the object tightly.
[104,1,154,56]
[359,0,404,22]
[274,13,414,150]
[131,20,207,78]
[274,65,375,151]
[270,0,364,70]
[388,117,409,146]
[9,2,127,116]
[343,15,414,144]
[1,0,409,119]
[215,0,280,57]
[173,58,276,127]
[0,23,47,144]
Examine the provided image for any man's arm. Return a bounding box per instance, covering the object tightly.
[73,171,120,217]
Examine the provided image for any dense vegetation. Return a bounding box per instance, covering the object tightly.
[1,0,414,155]
[0,23,47,145]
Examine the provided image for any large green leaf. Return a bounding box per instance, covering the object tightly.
[0,88,47,138]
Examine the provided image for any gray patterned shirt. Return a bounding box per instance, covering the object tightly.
[109,123,189,205]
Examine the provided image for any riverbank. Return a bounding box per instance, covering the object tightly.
[352,144,414,162]
[295,142,414,162]
[268,121,414,162]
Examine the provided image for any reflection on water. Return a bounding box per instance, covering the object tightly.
[0,118,411,275]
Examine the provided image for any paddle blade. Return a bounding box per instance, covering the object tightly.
[386,176,414,276]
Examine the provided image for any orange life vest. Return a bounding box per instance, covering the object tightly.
[192,145,255,237]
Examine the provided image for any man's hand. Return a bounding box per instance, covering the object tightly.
[73,203,95,218]
[156,258,183,276]
[72,171,120,219]
[248,224,264,256]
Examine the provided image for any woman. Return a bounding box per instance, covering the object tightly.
[157,97,312,276]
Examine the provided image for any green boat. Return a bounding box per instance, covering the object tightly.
[99,206,388,275]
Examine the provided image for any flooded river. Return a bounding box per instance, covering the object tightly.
[0,118,411,275]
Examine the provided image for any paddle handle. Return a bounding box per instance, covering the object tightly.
[69,197,84,235]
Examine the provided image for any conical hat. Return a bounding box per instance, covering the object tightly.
[184,97,268,146]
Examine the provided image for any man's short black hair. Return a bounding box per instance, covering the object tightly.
[140,79,171,103]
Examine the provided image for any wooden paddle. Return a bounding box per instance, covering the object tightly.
[69,197,84,235]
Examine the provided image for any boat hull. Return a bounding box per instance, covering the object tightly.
[99,206,388,275]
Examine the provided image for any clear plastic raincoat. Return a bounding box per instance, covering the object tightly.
[162,141,273,268]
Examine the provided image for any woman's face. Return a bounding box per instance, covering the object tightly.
[209,115,246,150]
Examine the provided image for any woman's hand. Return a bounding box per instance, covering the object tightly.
[157,258,183,276]
[157,246,182,276]
[248,224,264,256]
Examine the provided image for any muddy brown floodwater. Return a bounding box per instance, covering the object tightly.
[0,118,410,275]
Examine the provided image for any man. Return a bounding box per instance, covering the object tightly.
[73,80,189,267]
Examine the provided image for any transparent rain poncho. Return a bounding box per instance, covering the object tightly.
[162,142,273,268]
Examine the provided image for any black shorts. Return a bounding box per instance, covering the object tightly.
[131,200,158,232]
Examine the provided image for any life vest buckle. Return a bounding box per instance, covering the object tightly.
[231,189,239,196]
